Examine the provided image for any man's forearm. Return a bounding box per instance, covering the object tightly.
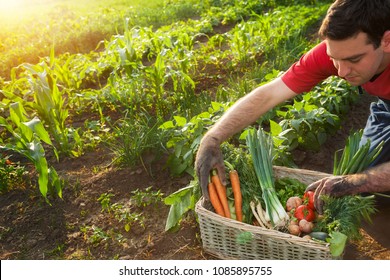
[205,77,296,143]
[362,162,390,193]
[205,88,269,143]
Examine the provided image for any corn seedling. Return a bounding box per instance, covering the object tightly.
[22,57,81,157]
[0,102,62,200]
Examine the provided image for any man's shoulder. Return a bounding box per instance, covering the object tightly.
[303,41,330,64]
[281,41,337,94]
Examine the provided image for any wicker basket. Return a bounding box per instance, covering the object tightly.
[195,166,338,260]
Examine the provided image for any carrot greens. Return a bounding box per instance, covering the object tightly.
[318,195,377,241]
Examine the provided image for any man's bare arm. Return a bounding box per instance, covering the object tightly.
[362,162,390,193]
[195,77,297,198]
[306,162,390,213]
[204,77,297,144]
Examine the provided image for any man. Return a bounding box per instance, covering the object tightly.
[195,0,390,212]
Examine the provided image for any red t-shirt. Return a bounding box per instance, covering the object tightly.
[281,41,390,100]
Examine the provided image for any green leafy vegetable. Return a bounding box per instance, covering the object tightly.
[236,231,253,245]
[275,177,307,207]
[316,195,377,241]
[328,231,348,257]
[222,143,259,224]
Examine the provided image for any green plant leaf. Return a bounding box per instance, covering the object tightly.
[290,119,302,132]
[269,119,282,136]
[211,101,224,112]
[35,154,49,198]
[236,231,253,245]
[174,115,187,127]
[164,185,195,231]
[22,117,53,145]
[164,184,194,206]
[328,231,348,257]
[9,102,27,126]
[159,120,174,129]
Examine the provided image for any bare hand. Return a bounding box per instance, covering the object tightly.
[195,135,226,200]
[305,174,366,214]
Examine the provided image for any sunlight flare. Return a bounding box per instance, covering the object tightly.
[0,0,26,10]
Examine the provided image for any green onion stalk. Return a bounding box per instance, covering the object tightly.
[333,129,385,199]
[333,129,384,175]
[247,128,289,228]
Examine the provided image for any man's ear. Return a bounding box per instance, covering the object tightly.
[382,30,390,51]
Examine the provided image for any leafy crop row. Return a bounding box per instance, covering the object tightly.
[2,0,355,206]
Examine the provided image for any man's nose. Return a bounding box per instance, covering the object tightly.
[336,61,351,78]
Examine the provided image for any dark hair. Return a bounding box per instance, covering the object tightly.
[319,0,390,48]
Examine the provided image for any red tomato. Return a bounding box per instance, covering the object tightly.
[294,205,316,222]
[303,191,315,210]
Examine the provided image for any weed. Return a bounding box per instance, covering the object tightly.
[116,212,145,232]
[0,155,27,194]
[44,243,65,259]
[109,112,164,168]
[97,192,147,232]
[131,186,164,208]
[97,193,115,213]
[81,225,110,246]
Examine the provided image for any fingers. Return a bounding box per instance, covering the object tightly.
[306,179,326,213]
[214,150,227,186]
[195,139,225,201]
[308,176,347,214]
[198,163,211,200]
[306,180,321,192]
[197,161,226,200]
[313,179,328,214]
[195,153,211,200]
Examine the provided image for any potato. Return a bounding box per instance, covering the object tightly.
[289,218,299,226]
[288,224,301,236]
[286,196,303,212]
[301,234,312,240]
[299,219,314,233]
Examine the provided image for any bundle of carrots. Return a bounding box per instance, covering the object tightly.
[207,167,243,222]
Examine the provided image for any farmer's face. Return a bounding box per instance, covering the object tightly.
[326,32,387,86]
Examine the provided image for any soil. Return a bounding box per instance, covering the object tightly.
[1,93,389,260]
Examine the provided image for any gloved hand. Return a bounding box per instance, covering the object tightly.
[195,135,226,200]
[305,174,367,214]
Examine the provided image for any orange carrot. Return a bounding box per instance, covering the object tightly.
[208,182,225,217]
[211,170,231,218]
[229,170,243,222]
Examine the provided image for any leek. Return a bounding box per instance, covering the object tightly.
[246,128,289,228]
